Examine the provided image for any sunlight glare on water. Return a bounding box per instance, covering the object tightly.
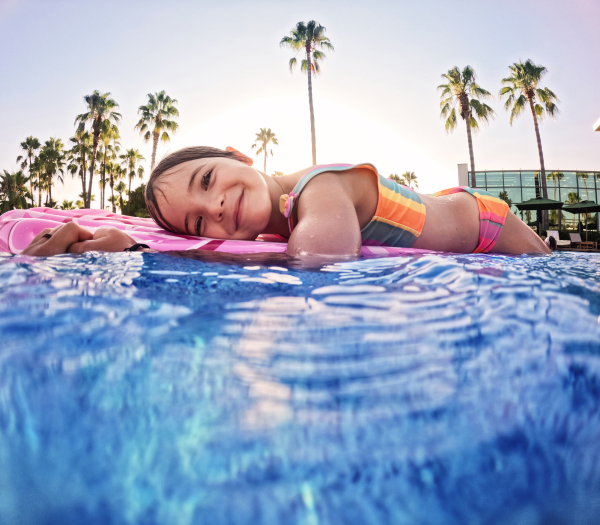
[1,250,600,524]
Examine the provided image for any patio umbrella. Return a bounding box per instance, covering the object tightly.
[562,200,600,241]
[514,197,563,234]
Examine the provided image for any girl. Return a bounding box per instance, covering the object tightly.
[23,146,549,256]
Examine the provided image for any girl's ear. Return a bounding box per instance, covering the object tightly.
[225,146,253,166]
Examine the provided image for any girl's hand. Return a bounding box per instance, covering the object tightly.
[21,224,141,256]
[68,227,137,253]
[21,222,94,256]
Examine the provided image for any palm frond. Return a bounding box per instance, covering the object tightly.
[509,94,527,125]
[470,99,495,122]
[444,108,457,133]
[469,116,480,131]
[471,85,493,99]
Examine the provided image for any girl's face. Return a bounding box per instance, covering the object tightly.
[154,157,272,240]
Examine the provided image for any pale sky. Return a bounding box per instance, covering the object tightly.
[1,0,599,204]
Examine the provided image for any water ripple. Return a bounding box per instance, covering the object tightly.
[1,251,600,524]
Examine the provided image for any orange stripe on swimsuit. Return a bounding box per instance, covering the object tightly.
[280,163,427,248]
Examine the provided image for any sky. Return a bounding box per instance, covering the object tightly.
[1,0,599,204]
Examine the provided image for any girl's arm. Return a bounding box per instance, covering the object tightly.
[22,223,144,256]
[286,175,362,257]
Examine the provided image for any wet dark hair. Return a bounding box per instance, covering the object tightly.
[548,235,557,250]
[145,146,243,233]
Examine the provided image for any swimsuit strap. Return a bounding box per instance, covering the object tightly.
[279,163,378,234]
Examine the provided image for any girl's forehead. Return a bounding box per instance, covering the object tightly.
[163,156,241,178]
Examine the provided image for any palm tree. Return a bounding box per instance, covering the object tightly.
[250,128,279,173]
[105,162,117,212]
[98,121,120,211]
[120,149,145,215]
[98,143,120,210]
[75,90,121,208]
[0,170,31,213]
[135,91,179,172]
[499,59,559,229]
[60,200,75,210]
[108,164,126,213]
[30,156,45,206]
[438,66,495,188]
[68,127,93,202]
[402,171,418,189]
[281,21,334,166]
[79,192,95,203]
[39,138,65,205]
[107,195,119,213]
[115,181,127,213]
[16,136,41,199]
[389,174,406,185]
[546,171,564,201]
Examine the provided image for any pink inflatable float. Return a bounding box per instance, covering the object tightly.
[0,207,430,257]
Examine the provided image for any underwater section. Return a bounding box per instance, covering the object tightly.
[1,250,600,524]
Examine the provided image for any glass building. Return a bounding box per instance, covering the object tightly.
[469,170,600,229]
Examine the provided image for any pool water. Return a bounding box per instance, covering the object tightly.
[1,250,600,525]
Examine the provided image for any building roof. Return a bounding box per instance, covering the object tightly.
[595,116,600,131]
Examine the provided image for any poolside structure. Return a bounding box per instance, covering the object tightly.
[457,166,600,232]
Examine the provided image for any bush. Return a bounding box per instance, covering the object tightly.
[128,184,148,218]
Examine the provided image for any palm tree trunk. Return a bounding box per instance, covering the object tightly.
[38,174,42,208]
[151,131,159,172]
[28,155,33,200]
[110,174,115,213]
[79,167,86,200]
[128,176,132,216]
[48,175,52,205]
[88,128,100,208]
[529,98,548,229]
[306,44,317,166]
[465,117,476,188]
[81,153,87,205]
[264,148,267,174]
[101,145,108,211]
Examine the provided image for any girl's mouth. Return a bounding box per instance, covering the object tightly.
[234,190,244,231]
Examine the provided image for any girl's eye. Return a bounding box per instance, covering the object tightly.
[202,170,212,190]
[195,216,203,236]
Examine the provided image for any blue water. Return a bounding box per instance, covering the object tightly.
[1,250,600,525]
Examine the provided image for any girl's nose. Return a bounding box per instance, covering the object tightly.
[208,196,225,222]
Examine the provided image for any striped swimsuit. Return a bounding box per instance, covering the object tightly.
[280,163,509,253]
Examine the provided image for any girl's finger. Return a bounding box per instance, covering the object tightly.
[28,228,55,246]
[47,222,94,248]
[23,222,94,256]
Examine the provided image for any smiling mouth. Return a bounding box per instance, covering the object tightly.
[234,190,244,231]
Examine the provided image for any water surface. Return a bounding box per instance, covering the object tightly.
[1,250,600,524]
